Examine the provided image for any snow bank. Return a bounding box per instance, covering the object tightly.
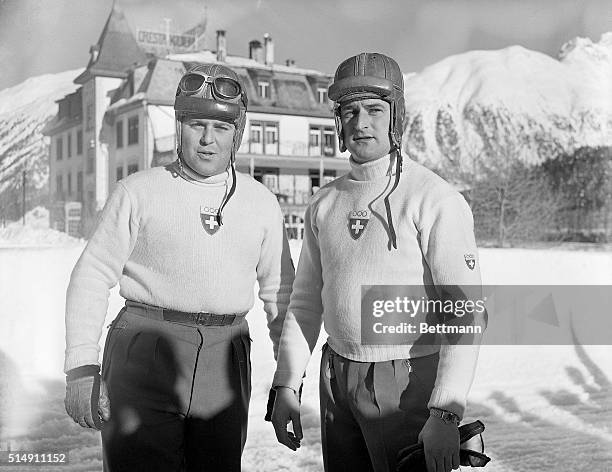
[0,206,83,247]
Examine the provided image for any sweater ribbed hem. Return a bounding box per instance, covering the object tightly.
[326,337,440,363]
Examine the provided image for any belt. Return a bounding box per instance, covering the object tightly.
[125,301,247,326]
[163,310,245,326]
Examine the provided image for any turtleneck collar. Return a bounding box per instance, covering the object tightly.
[348,152,397,182]
[172,159,231,187]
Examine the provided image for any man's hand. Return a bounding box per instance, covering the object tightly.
[418,415,460,472]
[270,386,303,451]
[64,365,110,430]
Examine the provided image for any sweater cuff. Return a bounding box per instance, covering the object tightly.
[64,346,101,373]
[272,369,303,392]
[427,386,467,419]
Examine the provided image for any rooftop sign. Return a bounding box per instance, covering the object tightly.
[137,29,196,52]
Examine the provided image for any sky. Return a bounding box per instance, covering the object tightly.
[1,0,612,90]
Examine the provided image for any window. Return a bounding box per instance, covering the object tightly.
[264,123,279,155]
[265,126,278,145]
[323,128,336,156]
[77,171,83,200]
[254,167,279,193]
[317,87,328,104]
[250,123,262,154]
[250,121,278,155]
[56,137,63,161]
[86,150,94,174]
[262,173,279,193]
[309,126,336,156]
[127,116,139,145]
[309,128,320,148]
[86,103,94,131]
[250,124,262,143]
[116,166,124,181]
[56,175,63,195]
[76,129,83,155]
[67,172,72,196]
[309,126,321,156]
[116,120,124,148]
[67,132,72,158]
[258,81,270,99]
[127,164,138,175]
[309,169,336,193]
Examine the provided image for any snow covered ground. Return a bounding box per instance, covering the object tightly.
[0,227,611,471]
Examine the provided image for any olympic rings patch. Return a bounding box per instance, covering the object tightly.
[349,210,369,218]
[201,206,219,214]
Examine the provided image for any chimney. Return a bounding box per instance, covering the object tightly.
[216,30,227,62]
[285,59,295,67]
[249,40,264,64]
[264,33,274,65]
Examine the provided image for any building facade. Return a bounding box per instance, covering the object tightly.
[43,5,349,237]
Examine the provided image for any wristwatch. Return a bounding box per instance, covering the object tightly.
[429,407,460,425]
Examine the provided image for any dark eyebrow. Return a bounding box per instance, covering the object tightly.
[363,102,385,110]
[340,104,358,113]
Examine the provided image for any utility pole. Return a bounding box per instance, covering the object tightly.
[22,169,26,225]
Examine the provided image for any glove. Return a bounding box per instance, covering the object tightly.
[264,383,303,422]
[396,420,491,471]
[64,365,110,430]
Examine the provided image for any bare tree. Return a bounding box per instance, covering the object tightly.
[466,152,560,246]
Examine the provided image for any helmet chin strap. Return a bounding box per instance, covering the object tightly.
[382,100,402,250]
[216,129,241,226]
[216,159,236,226]
[383,147,402,250]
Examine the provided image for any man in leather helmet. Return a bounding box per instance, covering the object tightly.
[64,63,294,471]
[270,53,485,472]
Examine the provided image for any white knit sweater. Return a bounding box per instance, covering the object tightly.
[65,162,295,372]
[273,153,484,417]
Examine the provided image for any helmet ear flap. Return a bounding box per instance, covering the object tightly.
[389,101,400,151]
[231,109,247,160]
[334,110,347,153]
[175,117,182,157]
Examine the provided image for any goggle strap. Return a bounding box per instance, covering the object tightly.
[180,72,242,100]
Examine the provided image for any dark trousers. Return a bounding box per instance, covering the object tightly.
[320,344,438,472]
[100,302,251,472]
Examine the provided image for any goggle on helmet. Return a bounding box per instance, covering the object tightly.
[174,64,248,159]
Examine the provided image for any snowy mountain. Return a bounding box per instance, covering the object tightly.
[0,34,611,200]
[0,69,83,195]
[402,33,612,173]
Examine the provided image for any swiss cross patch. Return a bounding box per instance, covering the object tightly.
[200,206,220,235]
[464,253,476,270]
[348,210,370,240]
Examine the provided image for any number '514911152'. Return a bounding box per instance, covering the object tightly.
[0,451,68,465]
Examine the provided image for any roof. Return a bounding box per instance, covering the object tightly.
[42,88,83,135]
[74,5,148,84]
[167,50,331,78]
[107,57,334,118]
